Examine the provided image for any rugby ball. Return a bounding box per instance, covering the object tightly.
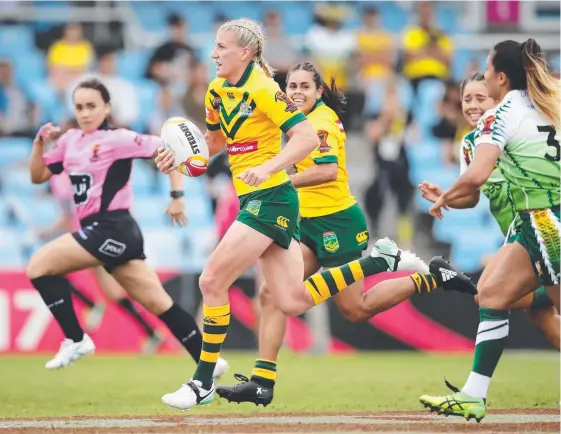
[160,117,209,177]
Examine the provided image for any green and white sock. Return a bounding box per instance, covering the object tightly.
[462,307,509,398]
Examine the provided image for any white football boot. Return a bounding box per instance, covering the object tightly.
[45,334,96,369]
[372,237,429,274]
[213,357,229,380]
[162,379,215,410]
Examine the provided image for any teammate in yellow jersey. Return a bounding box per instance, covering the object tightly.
[155,19,475,411]
[215,62,478,406]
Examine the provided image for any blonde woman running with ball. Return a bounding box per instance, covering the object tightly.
[156,19,471,411]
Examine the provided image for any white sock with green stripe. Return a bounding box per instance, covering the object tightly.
[462,308,509,399]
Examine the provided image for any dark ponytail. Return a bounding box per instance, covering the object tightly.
[492,38,559,126]
[287,62,347,119]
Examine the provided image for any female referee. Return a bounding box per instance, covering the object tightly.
[156,18,476,410]
[419,39,560,421]
[419,71,559,352]
[29,78,228,378]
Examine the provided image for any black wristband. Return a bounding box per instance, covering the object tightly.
[170,190,184,199]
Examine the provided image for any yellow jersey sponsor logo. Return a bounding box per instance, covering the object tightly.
[276,216,289,229]
[356,230,369,244]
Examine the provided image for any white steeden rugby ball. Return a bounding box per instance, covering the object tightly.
[160,117,210,177]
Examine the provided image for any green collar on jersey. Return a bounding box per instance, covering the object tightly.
[309,99,325,114]
[224,61,255,88]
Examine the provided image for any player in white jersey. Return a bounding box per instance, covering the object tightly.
[420,72,559,349]
[419,39,560,421]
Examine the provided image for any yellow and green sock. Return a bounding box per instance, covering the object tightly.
[304,256,388,305]
[193,304,230,389]
[410,272,439,294]
[251,359,277,388]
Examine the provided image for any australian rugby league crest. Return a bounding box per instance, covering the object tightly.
[323,231,339,253]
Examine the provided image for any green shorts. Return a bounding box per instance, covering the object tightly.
[236,182,300,249]
[300,203,369,267]
[517,206,560,286]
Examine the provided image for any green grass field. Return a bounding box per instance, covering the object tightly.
[0,351,558,418]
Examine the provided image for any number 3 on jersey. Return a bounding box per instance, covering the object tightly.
[538,125,560,162]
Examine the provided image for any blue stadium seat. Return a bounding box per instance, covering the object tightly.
[143,228,186,269]
[133,80,159,129]
[0,198,9,228]
[413,80,446,128]
[450,228,504,273]
[276,2,314,35]
[156,173,207,199]
[117,50,151,81]
[184,194,214,228]
[0,26,34,53]
[0,229,26,267]
[132,196,170,228]
[178,2,212,34]
[13,51,46,87]
[26,81,64,124]
[9,196,61,229]
[0,169,48,196]
[131,161,158,196]
[131,2,166,33]
[0,138,31,167]
[406,142,443,184]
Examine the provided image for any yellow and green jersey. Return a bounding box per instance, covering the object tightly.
[205,61,307,196]
[295,100,356,218]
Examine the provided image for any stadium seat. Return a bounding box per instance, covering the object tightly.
[133,80,159,130]
[450,228,504,273]
[13,51,47,88]
[117,50,151,81]
[0,229,26,267]
[132,195,170,228]
[0,169,48,196]
[9,196,61,229]
[0,138,32,168]
[0,26,34,53]
[143,228,186,269]
[131,161,158,196]
[131,2,167,33]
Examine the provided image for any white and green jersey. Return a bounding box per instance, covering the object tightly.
[461,130,516,235]
[473,90,560,211]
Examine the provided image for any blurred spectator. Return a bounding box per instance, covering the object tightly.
[0,59,36,138]
[146,13,197,89]
[146,58,184,136]
[262,9,300,91]
[432,80,466,165]
[67,45,139,128]
[363,76,414,248]
[356,6,395,87]
[200,12,228,79]
[304,4,356,90]
[402,2,452,102]
[182,59,208,131]
[47,23,94,93]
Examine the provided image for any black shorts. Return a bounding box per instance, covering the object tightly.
[72,210,146,273]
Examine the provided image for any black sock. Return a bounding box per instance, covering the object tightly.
[158,303,202,362]
[31,276,84,342]
[118,298,156,337]
[69,286,95,309]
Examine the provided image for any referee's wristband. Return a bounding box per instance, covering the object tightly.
[170,190,185,199]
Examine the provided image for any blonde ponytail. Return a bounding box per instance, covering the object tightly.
[220,18,276,78]
[522,39,561,128]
